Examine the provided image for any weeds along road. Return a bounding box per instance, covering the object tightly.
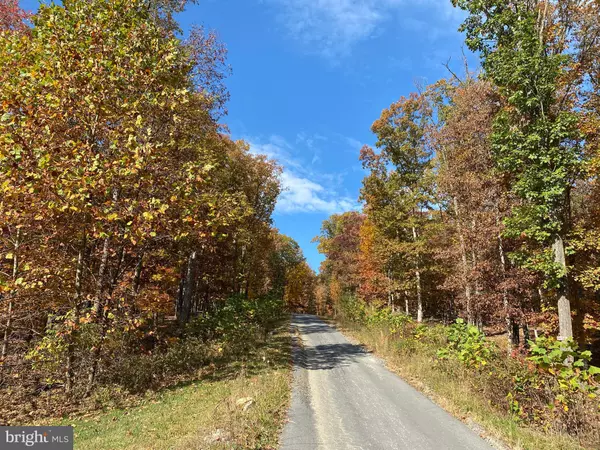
[280,314,495,450]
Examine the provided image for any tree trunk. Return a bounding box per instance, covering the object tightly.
[510,320,520,347]
[178,251,197,325]
[93,236,110,316]
[87,207,116,396]
[387,271,392,309]
[412,226,423,323]
[133,253,143,296]
[85,313,108,397]
[470,225,481,327]
[553,235,573,340]
[66,233,86,394]
[232,238,239,295]
[1,301,12,367]
[130,252,144,317]
[498,232,519,351]
[452,198,472,323]
[1,229,20,368]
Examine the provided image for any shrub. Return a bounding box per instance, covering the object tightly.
[527,337,600,411]
[437,319,495,368]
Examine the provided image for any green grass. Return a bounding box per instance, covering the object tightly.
[335,320,588,450]
[54,322,292,450]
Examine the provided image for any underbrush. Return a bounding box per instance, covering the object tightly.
[0,295,287,425]
[53,321,292,449]
[336,295,600,449]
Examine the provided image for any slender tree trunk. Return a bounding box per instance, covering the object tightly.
[66,233,86,394]
[93,236,110,316]
[387,270,392,309]
[452,198,472,323]
[496,208,520,351]
[133,253,143,295]
[404,290,410,316]
[85,313,108,397]
[1,229,20,368]
[1,302,12,367]
[109,247,125,297]
[499,236,513,351]
[553,234,573,340]
[412,226,423,323]
[469,241,483,330]
[232,238,238,295]
[87,188,118,395]
[86,235,112,396]
[178,251,197,325]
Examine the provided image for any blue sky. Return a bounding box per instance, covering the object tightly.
[20,0,476,272]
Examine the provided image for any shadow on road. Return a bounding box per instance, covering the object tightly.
[292,314,336,335]
[292,315,370,370]
[296,343,369,370]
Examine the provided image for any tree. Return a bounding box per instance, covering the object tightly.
[453,0,585,340]
[0,0,29,32]
[313,212,364,310]
[433,77,538,344]
[284,261,317,312]
[0,0,286,398]
[360,93,437,322]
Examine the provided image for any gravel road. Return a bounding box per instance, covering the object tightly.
[280,314,495,450]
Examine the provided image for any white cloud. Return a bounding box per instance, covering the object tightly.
[277,172,358,214]
[247,135,359,214]
[248,135,303,171]
[269,0,463,58]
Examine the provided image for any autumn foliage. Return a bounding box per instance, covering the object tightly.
[317,0,600,350]
[0,0,314,420]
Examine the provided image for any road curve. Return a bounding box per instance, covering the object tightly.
[280,314,494,450]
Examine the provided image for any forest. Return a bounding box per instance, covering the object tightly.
[3,0,600,447]
[0,0,315,425]
[314,0,600,445]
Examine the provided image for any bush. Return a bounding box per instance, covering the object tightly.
[527,337,600,414]
[436,319,495,368]
[24,295,286,399]
[339,295,413,337]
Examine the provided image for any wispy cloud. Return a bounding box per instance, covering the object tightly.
[277,172,357,214]
[344,136,363,151]
[248,135,358,214]
[269,0,463,58]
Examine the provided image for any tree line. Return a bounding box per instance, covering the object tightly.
[315,0,600,349]
[0,0,315,409]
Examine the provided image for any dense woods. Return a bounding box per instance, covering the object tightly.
[0,0,315,422]
[317,0,600,347]
[315,0,600,443]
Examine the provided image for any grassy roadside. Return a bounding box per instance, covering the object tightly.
[334,319,587,450]
[52,320,292,450]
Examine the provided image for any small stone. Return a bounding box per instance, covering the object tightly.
[235,397,255,411]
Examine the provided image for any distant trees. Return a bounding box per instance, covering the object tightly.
[317,0,600,348]
[313,212,363,312]
[0,0,313,401]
